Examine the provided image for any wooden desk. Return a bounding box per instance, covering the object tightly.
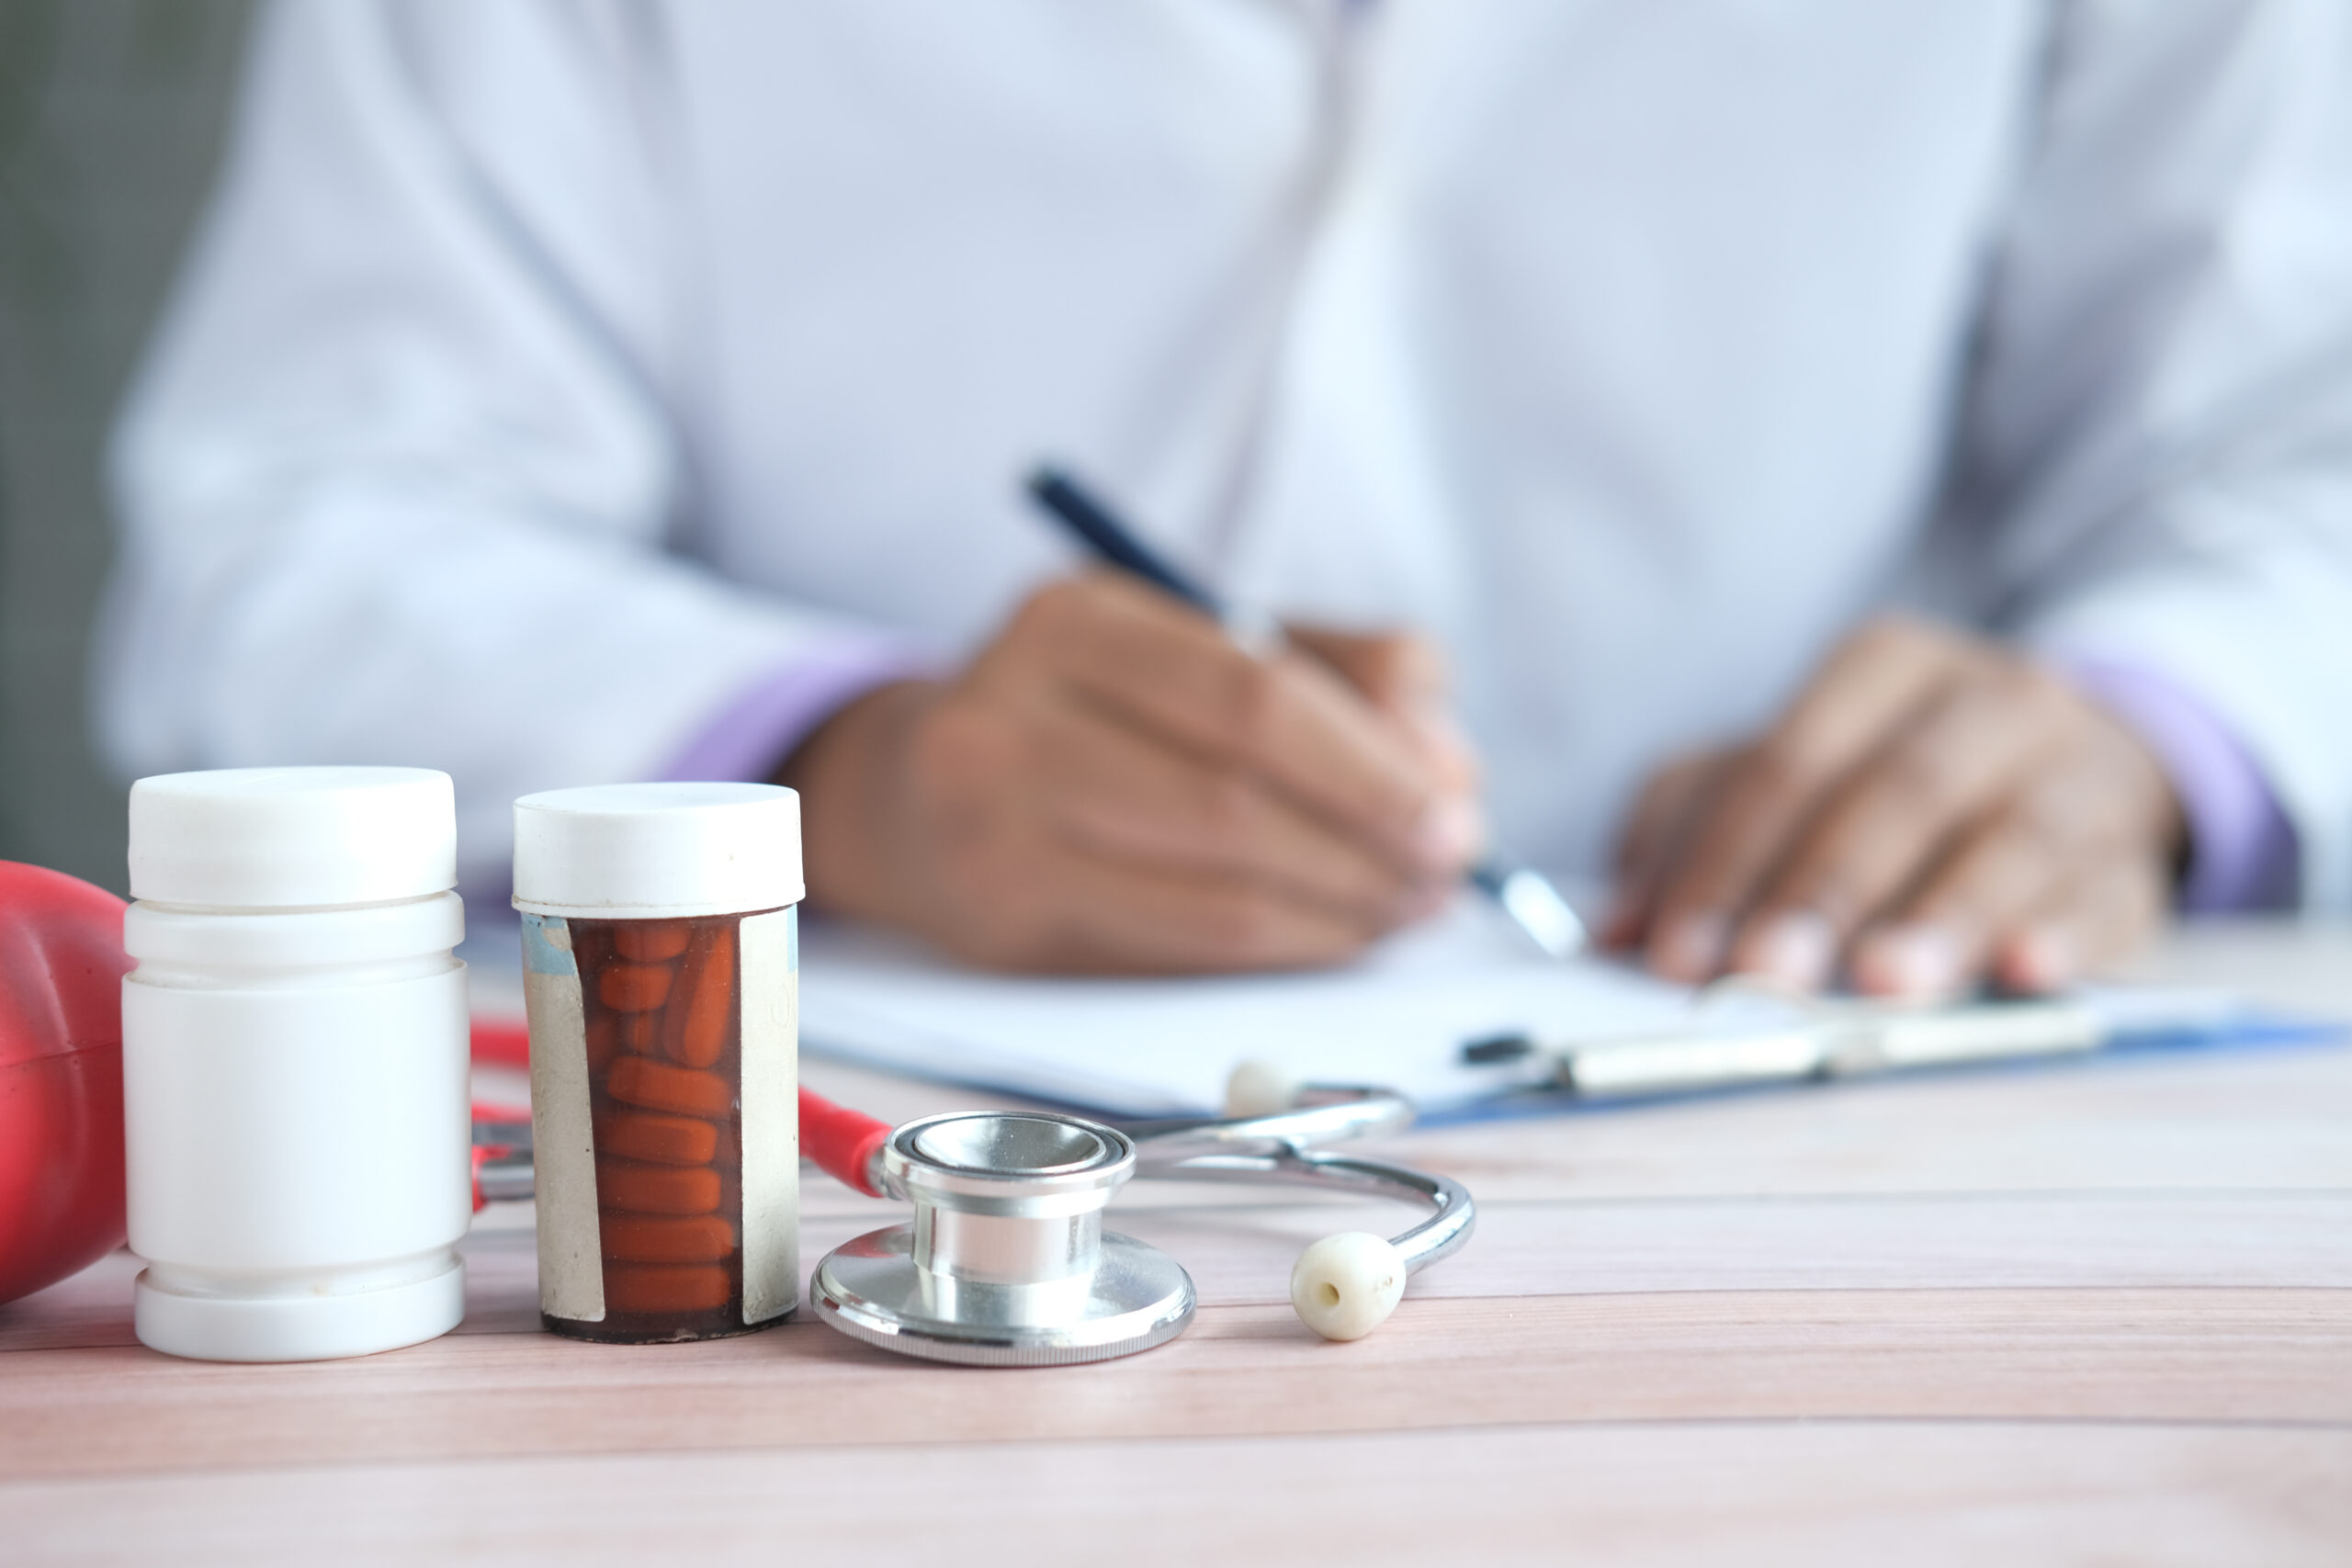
[5,923,2348,1564]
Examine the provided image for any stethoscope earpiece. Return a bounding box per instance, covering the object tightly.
[1289,1231,1408,1342]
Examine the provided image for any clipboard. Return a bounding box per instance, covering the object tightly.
[792,903,2345,1122]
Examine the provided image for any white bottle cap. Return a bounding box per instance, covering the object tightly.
[128,767,458,908]
[512,782,804,919]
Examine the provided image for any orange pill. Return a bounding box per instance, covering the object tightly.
[595,1107,718,1167]
[596,1156,721,1215]
[605,1263,730,1314]
[607,1055,731,1119]
[583,1011,619,1076]
[598,962,673,1013]
[662,932,735,1069]
[616,921,690,962]
[617,1010,658,1056]
[603,1213,736,1264]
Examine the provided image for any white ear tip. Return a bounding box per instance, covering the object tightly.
[1289,1232,1407,1341]
[1224,1060,1300,1120]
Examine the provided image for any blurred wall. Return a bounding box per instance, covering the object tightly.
[0,0,252,892]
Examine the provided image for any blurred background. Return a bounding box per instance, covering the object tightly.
[3,3,2343,929]
[0,0,250,893]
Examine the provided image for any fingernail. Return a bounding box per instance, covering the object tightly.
[1654,912,1728,979]
[1738,911,1835,990]
[1411,795,1483,870]
[2005,926,2075,994]
[1867,923,1962,998]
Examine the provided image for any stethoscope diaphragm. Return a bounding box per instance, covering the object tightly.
[811,1110,1196,1366]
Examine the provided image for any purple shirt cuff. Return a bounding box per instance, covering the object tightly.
[2052,655,2300,912]
[660,637,938,784]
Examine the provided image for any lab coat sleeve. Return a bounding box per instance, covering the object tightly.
[96,0,873,887]
[655,637,940,786]
[1959,0,2352,910]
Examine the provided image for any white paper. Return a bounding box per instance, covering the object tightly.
[797,899,1721,1117]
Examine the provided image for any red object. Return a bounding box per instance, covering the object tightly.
[798,1087,892,1198]
[469,1018,531,1069]
[0,863,132,1306]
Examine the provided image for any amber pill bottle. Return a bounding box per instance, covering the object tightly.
[510,784,800,1343]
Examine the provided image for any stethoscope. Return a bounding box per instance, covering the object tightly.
[808,1086,1476,1366]
[476,1084,1476,1367]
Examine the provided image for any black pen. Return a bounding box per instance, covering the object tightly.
[1025,463,1588,960]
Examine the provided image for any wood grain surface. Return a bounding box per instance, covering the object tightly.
[3,920,2347,1563]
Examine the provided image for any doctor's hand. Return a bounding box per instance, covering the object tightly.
[780,574,1482,973]
[1606,617,2183,999]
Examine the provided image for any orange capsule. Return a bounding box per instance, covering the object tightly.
[598,962,673,1013]
[605,1263,731,1314]
[615,921,690,962]
[662,932,736,1069]
[602,1213,736,1264]
[616,1010,659,1056]
[606,1055,731,1120]
[595,1156,721,1215]
[583,1010,619,1077]
[595,1107,718,1167]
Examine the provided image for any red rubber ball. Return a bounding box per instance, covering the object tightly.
[0,861,130,1307]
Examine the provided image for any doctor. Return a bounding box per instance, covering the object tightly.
[102,1,2352,989]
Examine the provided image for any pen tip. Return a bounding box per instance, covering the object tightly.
[1485,864,1587,959]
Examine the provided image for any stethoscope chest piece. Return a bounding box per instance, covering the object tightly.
[812,1111,1195,1367]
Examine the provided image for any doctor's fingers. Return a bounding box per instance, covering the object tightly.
[1847,790,2167,999]
[1604,748,1738,947]
[1283,623,1446,709]
[1642,618,1974,980]
[1994,853,2168,997]
[1842,782,2080,998]
[944,838,1384,976]
[1024,701,1441,929]
[1283,626,1484,795]
[1724,660,2080,987]
[994,576,1472,875]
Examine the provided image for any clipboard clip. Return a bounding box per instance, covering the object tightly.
[1463,979,2109,1101]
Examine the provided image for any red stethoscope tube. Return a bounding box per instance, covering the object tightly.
[795,1087,893,1198]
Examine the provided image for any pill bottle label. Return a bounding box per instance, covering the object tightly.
[521,916,602,1324]
[522,907,797,1342]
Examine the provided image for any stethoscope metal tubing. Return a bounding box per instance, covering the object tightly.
[1135,1145,1475,1275]
[1121,1089,1412,1158]
[1125,1089,1472,1274]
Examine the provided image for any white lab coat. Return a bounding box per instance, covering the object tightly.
[101,0,2352,907]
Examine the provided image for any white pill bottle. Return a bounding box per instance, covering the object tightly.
[122,767,472,1361]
